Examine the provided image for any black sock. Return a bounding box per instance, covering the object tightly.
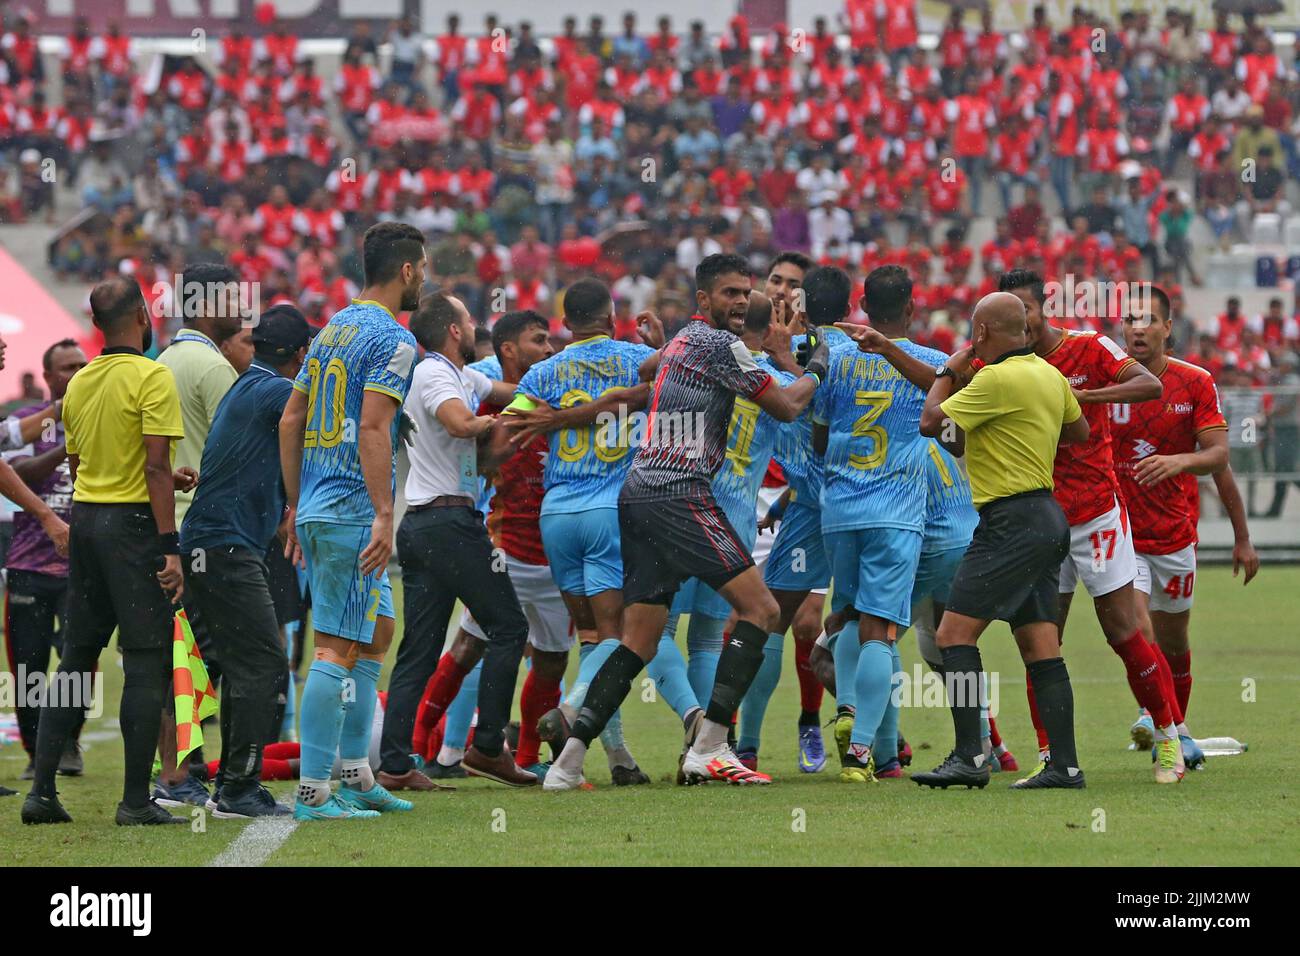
[940,644,984,762]
[573,644,644,747]
[798,709,820,727]
[705,620,768,726]
[31,644,101,799]
[120,648,169,808]
[1027,658,1079,771]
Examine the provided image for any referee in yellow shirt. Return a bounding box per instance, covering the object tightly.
[912,291,1091,792]
[22,277,197,827]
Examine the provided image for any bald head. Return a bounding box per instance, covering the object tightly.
[743,290,773,334]
[90,275,145,332]
[970,291,1028,359]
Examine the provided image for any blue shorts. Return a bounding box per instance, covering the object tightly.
[764,502,831,591]
[298,520,394,645]
[540,508,623,597]
[825,527,924,627]
[912,546,967,607]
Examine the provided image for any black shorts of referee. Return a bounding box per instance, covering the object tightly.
[944,489,1070,630]
[183,545,287,796]
[619,487,753,606]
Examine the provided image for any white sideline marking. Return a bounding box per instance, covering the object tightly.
[209,817,299,867]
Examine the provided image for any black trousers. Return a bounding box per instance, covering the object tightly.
[4,569,80,756]
[184,546,287,794]
[380,505,529,771]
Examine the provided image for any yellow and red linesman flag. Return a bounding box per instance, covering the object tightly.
[172,610,218,764]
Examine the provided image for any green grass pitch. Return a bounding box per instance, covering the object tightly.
[2,565,1296,866]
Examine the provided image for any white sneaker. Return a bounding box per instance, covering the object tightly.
[680,744,772,785]
[542,762,585,792]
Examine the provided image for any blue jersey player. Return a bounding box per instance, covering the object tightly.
[279,222,424,821]
[812,265,948,783]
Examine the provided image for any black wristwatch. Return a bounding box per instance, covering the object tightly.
[935,366,958,382]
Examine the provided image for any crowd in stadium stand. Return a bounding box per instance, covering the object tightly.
[1,3,1299,392]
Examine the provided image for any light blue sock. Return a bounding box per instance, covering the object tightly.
[563,638,620,710]
[849,640,896,749]
[298,659,349,783]
[339,659,381,762]
[686,615,725,708]
[281,622,299,739]
[443,660,481,750]
[872,643,902,764]
[832,618,861,711]
[647,626,699,721]
[737,633,784,753]
[980,672,991,742]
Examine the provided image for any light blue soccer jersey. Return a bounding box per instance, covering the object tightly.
[777,326,851,507]
[712,353,795,528]
[469,354,502,380]
[467,355,502,514]
[813,337,948,534]
[293,300,418,525]
[515,334,654,515]
[922,438,978,553]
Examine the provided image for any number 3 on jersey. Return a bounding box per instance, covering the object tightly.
[850,391,892,470]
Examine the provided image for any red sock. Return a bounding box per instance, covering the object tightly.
[794,639,824,714]
[987,713,1003,749]
[413,654,472,742]
[263,741,300,760]
[1151,644,1184,726]
[422,714,447,763]
[516,668,562,767]
[1166,650,1192,720]
[261,759,296,780]
[1026,672,1049,752]
[1111,631,1173,728]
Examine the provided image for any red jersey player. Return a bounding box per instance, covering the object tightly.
[1110,287,1258,764]
[1001,270,1190,785]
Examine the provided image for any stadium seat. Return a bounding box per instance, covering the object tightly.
[1284,216,1300,249]
[1249,213,1282,247]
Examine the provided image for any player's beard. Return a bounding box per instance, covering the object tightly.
[459,336,476,363]
[141,320,153,353]
[400,276,422,312]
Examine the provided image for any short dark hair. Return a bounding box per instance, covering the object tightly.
[1150,285,1171,321]
[474,326,492,345]
[362,221,426,286]
[862,265,913,326]
[42,338,81,371]
[89,276,145,331]
[492,310,549,361]
[408,292,462,351]
[767,251,812,277]
[180,262,238,324]
[998,268,1047,305]
[696,253,751,294]
[564,278,613,329]
[802,265,852,325]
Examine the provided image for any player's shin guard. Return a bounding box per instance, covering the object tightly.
[704,620,769,727]
[871,643,902,765]
[1026,658,1079,771]
[1111,630,1174,728]
[572,644,644,746]
[298,660,350,804]
[737,633,784,753]
[338,659,381,791]
[1166,650,1192,719]
[832,618,861,711]
[1151,644,1185,726]
[516,667,561,767]
[647,633,701,720]
[940,644,985,762]
[794,637,824,720]
[442,662,481,750]
[686,616,725,707]
[1026,673,1050,753]
[849,640,894,750]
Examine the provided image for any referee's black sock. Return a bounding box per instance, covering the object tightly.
[940,644,985,763]
[31,644,100,799]
[705,621,769,726]
[1026,658,1079,771]
[573,645,644,747]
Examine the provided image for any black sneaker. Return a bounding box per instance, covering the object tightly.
[21,792,72,824]
[610,764,651,786]
[912,751,991,790]
[1010,759,1086,790]
[0,784,18,797]
[214,785,292,819]
[57,742,84,777]
[426,760,468,780]
[115,799,187,826]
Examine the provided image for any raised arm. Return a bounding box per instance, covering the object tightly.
[1075,359,1162,405]
[835,323,938,391]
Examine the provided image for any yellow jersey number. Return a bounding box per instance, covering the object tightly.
[556,386,632,464]
[723,398,761,477]
[927,442,954,487]
[849,390,892,470]
[303,357,348,449]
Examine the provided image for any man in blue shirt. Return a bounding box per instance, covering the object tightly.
[182,304,312,818]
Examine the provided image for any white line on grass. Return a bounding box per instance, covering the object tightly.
[209,817,299,867]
